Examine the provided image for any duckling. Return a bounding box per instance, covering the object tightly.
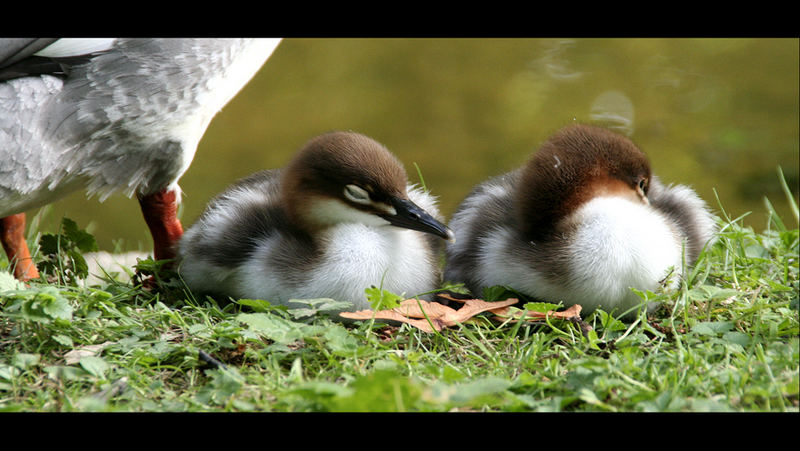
[445,124,716,317]
[178,131,454,311]
[0,38,281,280]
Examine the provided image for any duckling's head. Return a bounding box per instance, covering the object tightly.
[516,124,652,241]
[281,131,454,241]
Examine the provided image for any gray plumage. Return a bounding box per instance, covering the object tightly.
[0,38,281,217]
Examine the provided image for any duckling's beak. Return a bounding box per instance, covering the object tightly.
[380,198,456,243]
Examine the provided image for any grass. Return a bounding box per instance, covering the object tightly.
[1,175,797,412]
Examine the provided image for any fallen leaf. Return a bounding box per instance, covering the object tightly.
[340,297,519,332]
[489,303,583,322]
[341,293,586,333]
[64,341,115,365]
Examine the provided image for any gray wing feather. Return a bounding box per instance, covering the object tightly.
[647,177,718,263]
[0,38,58,68]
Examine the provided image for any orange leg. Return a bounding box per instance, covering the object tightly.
[1,213,40,281]
[138,188,184,262]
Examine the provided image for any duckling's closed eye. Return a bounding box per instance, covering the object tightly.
[344,184,371,204]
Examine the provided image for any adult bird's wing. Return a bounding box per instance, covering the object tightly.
[0,38,116,80]
[0,38,58,67]
[0,38,61,79]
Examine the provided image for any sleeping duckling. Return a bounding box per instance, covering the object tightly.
[445,124,716,317]
[178,131,454,312]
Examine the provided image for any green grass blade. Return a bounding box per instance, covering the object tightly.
[777,166,799,226]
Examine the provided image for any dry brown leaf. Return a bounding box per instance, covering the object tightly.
[392,298,457,319]
[447,298,521,323]
[490,303,583,322]
[341,294,585,333]
[340,307,438,332]
[340,297,519,332]
[340,299,451,332]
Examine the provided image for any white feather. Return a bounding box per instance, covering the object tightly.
[561,196,682,312]
[235,223,436,311]
[34,38,117,57]
[475,196,682,315]
[308,198,391,228]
